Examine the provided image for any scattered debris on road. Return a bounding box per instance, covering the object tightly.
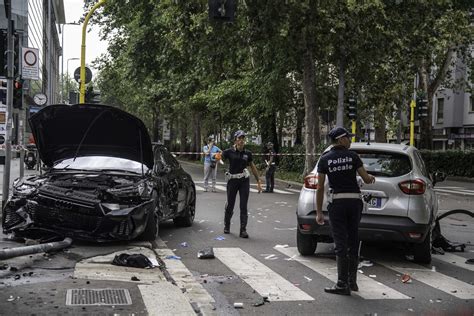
[432,209,473,253]
[214,236,225,241]
[233,302,243,308]
[165,255,182,260]
[112,253,154,268]
[197,247,215,259]
[401,274,412,283]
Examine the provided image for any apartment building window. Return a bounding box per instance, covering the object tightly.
[437,98,444,123]
[470,95,474,112]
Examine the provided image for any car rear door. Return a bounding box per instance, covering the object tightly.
[355,150,412,218]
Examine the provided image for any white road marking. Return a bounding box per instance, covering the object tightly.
[434,188,474,196]
[287,188,302,193]
[432,253,474,272]
[275,247,410,300]
[155,247,216,314]
[378,260,474,299]
[214,248,314,301]
[272,188,293,195]
[195,186,205,191]
[249,188,259,193]
[139,283,196,316]
[214,185,227,191]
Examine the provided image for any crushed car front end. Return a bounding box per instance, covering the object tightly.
[2,171,154,242]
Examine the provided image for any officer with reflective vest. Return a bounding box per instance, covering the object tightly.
[316,127,375,295]
[222,130,262,238]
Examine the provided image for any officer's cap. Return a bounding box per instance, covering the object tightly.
[328,127,354,140]
[234,130,246,139]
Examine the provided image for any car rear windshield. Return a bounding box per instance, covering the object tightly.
[355,151,411,177]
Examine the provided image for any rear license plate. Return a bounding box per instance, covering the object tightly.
[368,197,381,208]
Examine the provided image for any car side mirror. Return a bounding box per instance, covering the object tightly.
[432,171,446,185]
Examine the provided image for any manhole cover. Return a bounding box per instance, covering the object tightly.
[66,288,132,306]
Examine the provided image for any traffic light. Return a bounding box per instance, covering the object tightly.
[208,0,237,22]
[416,97,428,120]
[13,79,22,109]
[347,97,357,120]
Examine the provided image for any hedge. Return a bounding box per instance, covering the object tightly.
[420,150,474,178]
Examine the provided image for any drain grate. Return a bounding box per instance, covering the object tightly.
[66,288,132,306]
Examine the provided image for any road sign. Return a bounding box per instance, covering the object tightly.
[21,47,39,80]
[74,67,92,84]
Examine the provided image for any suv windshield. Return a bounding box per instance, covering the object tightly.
[355,151,411,177]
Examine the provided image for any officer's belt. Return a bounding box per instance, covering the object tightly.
[227,172,248,179]
[332,193,361,200]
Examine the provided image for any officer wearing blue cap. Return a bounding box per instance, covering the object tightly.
[316,126,375,295]
[221,130,262,238]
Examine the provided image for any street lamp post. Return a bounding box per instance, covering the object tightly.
[61,23,80,103]
[67,58,79,104]
[80,0,107,103]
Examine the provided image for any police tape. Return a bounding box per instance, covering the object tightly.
[0,144,31,152]
[170,151,321,156]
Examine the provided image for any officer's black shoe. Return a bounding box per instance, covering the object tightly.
[324,281,351,295]
[224,226,230,234]
[348,256,359,291]
[239,230,249,238]
[262,190,270,193]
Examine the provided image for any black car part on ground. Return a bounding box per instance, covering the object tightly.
[432,209,473,253]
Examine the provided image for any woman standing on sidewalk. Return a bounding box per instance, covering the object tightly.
[202,136,222,192]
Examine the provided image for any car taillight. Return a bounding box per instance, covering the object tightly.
[304,174,319,189]
[398,179,426,195]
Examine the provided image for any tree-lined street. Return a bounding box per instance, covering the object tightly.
[0,161,472,315]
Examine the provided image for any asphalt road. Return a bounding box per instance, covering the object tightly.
[0,159,473,315]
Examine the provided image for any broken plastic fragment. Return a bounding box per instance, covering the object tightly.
[214,236,225,241]
[401,274,412,283]
[233,302,243,308]
[274,244,289,248]
[197,247,215,259]
[180,242,189,247]
[165,255,181,260]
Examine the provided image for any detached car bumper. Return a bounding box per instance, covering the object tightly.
[2,197,154,242]
[297,211,431,244]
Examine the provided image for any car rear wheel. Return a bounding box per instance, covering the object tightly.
[297,229,317,255]
[173,190,195,227]
[413,228,432,264]
[138,192,159,241]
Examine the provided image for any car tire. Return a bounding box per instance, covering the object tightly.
[297,229,317,256]
[138,191,159,241]
[413,228,432,264]
[173,189,195,227]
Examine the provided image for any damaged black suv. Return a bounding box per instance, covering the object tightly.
[2,104,196,242]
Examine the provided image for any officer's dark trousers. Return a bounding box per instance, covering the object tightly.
[225,177,250,229]
[265,165,276,191]
[328,199,363,257]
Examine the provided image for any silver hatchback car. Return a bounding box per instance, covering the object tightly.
[296,143,446,263]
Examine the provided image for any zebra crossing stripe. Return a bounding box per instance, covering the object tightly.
[195,186,205,191]
[214,247,314,301]
[139,283,196,315]
[272,188,293,195]
[275,247,410,300]
[378,260,474,300]
[155,247,217,315]
[214,185,227,191]
[433,253,474,272]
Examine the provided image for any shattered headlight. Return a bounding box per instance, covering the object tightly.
[107,181,153,199]
[13,180,37,196]
[102,203,122,211]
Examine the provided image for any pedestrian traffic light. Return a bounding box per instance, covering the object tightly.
[13,79,22,109]
[0,80,6,105]
[208,0,237,22]
[416,97,428,120]
[347,97,357,120]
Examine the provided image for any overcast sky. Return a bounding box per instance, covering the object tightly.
[62,0,109,79]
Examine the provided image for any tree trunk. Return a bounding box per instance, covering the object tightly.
[419,61,433,149]
[374,107,387,143]
[179,117,187,153]
[191,112,202,160]
[302,49,319,176]
[336,55,345,127]
[295,101,304,145]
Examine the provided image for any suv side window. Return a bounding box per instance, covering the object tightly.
[413,150,429,178]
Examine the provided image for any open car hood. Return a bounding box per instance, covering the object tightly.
[29,104,154,169]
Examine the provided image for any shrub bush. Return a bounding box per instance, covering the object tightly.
[420,150,474,178]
